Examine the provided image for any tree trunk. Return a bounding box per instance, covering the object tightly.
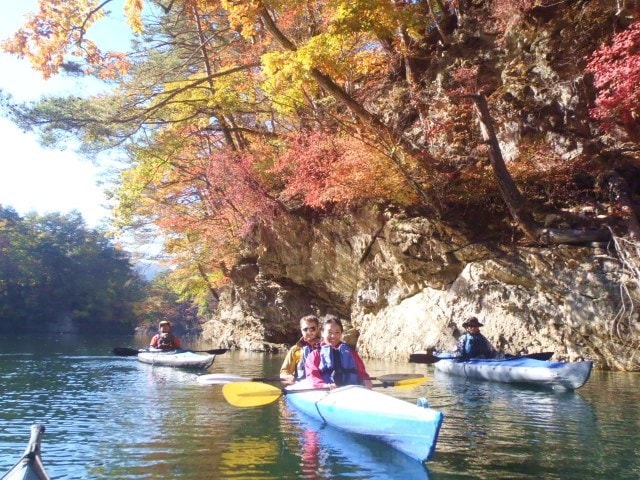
[470,93,611,245]
[470,93,540,240]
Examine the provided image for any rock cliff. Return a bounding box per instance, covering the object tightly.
[202,207,639,370]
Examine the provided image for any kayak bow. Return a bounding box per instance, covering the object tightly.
[1,424,51,480]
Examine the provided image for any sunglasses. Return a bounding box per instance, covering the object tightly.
[302,326,317,332]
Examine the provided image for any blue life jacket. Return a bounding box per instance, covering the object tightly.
[457,332,495,359]
[318,343,360,386]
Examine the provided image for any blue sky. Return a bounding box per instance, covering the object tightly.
[0,1,130,228]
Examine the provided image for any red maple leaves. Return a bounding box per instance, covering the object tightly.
[586,20,640,133]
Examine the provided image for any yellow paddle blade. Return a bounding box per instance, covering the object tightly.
[222,382,283,408]
[382,376,428,389]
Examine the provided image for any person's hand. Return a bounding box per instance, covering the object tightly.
[281,375,295,385]
[327,383,337,390]
[363,379,373,389]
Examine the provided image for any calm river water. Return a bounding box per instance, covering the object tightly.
[0,334,638,479]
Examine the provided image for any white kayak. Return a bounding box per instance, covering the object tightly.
[137,348,215,369]
[434,355,593,390]
[284,379,443,463]
[1,424,50,480]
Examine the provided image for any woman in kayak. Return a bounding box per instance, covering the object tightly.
[279,315,321,384]
[305,315,373,390]
[456,316,497,359]
[150,320,181,350]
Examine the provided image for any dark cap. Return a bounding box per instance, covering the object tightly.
[462,316,483,328]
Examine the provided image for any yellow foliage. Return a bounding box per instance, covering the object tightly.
[220,0,262,39]
[124,0,145,34]
[261,51,316,114]
[330,0,397,37]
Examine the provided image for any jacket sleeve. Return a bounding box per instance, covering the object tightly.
[305,350,327,388]
[150,335,158,347]
[280,345,300,377]
[351,350,371,381]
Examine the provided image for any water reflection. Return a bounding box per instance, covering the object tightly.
[419,368,640,479]
[278,402,431,479]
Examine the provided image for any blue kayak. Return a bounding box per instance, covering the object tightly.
[284,380,444,462]
[434,354,592,390]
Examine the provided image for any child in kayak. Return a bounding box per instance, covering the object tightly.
[150,320,181,350]
[305,315,373,390]
[456,316,497,359]
[279,315,322,384]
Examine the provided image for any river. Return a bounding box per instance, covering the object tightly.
[0,334,638,479]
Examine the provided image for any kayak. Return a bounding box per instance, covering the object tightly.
[434,354,593,390]
[289,408,434,478]
[137,348,216,369]
[1,424,51,480]
[284,379,444,463]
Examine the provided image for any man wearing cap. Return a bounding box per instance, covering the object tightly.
[456,316,497,359]
[150,320,181,350]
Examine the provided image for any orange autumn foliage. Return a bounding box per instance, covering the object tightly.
[2,0,131,79]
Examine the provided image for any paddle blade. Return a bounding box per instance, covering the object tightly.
[202,348,229,355]
[378,376,427,389]
[408,353,440,364]
[527,352,554,361]
[222,382,283,408]
[375,373,425,383]
[112,347,140,357]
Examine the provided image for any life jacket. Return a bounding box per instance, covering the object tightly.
[156,333,179,350]
[318,343,360,386]
[458,332,494,359]
[295,340,320,380]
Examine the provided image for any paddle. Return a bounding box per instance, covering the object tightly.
[198,372,425,386]
[222,376,428,408]
[408,351,554,364]
[112,347,229,357]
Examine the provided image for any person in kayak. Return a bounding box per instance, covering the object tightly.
[456,316,497,359]
[305,315,373,390]
[279,315,322,384]
[150,320,181,350]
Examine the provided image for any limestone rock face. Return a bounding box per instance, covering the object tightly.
[202,208,639,370]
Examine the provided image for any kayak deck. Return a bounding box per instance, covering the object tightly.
[285,381,443,463]
[1,424,51,480]
[435,356,593,390]
[137,349,215,369]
